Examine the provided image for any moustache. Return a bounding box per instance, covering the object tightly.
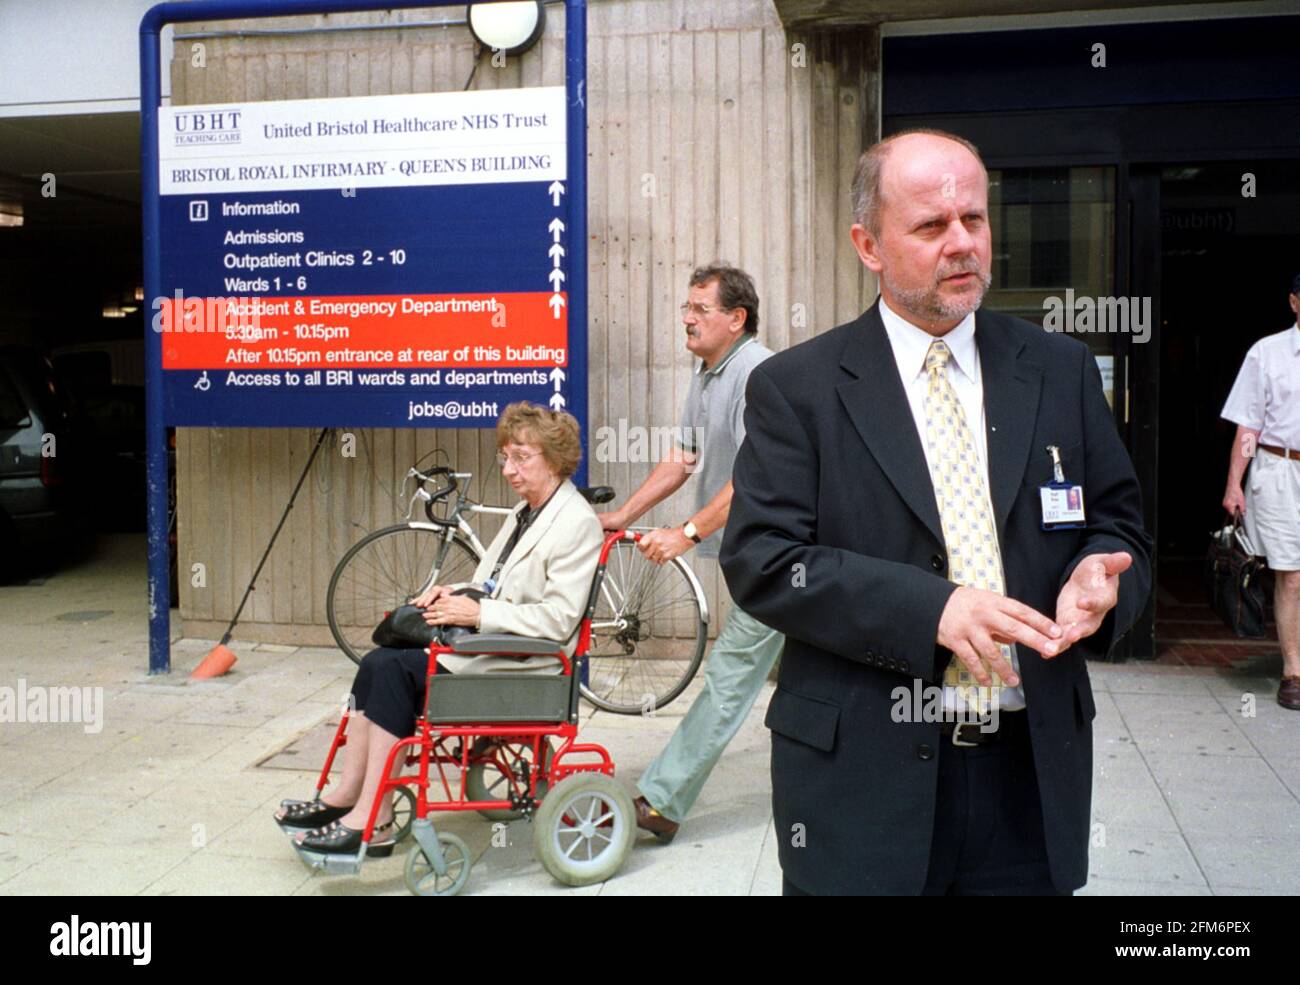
[936,261,984,282]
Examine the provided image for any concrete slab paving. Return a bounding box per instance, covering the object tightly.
[2,534,1298,895]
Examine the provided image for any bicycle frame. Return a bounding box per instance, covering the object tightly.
[586,526,711,640]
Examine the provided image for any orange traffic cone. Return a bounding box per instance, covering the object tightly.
[191,640,238,679]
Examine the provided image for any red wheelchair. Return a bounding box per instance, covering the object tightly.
[286,530,640,896]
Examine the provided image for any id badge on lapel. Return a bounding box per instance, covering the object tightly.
[1040,445,1086,530]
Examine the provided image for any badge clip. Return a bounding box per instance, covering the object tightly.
[1039,445,1085,530]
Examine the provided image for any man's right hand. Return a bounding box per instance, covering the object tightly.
[1222,486,1247,518]
[936,587,1066,687]
[597,509,628,532]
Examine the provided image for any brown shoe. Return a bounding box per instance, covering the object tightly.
[1279,676,1300,711]
[633,796,679,843]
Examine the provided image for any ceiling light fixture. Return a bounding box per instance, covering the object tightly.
[467,1,545,56]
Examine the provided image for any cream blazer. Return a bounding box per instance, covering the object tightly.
[437,478,604,675]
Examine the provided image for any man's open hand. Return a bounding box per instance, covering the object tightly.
[937,587,1066,686]
[1054,552,1132,647]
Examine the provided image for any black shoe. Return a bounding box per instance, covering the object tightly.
[295,819,396,857]
[275,800,355,831]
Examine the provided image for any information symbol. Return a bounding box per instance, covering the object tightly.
[189,200,209,222]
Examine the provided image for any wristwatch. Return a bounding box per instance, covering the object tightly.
[682,521,702,543]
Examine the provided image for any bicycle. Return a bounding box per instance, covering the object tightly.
[326,464,709,714]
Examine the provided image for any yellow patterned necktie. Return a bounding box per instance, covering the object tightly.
[923,339,1006,716]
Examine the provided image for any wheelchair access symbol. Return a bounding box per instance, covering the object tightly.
[194,371,211,392]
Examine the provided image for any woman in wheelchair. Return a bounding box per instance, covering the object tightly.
[275,403,604,855]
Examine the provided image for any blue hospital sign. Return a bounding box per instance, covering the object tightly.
[155,86,576,427]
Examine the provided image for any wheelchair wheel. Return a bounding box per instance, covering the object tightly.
[465,736,553,821]
[582,539,708,714]
[391,785,416,843]
[327,524,480,665]
[404,832,472,897]
[532,772,635,887]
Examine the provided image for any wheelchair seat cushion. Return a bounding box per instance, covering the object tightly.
[449,633,565,656]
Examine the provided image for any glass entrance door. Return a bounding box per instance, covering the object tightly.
[985,166,1119,406]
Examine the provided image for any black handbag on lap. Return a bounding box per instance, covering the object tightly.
[372,587,487,648]
[1204,515,1268,639]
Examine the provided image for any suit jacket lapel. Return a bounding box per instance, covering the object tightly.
[492,479,574,591]
[836,305,945,547]
[974,311,1043,537]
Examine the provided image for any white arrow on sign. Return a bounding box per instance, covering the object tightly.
[548,217,565,243]
[549,391,566,410]
[549,242,565,267]
[549,366,566,390]
[548,268,566,290]
[548,180,566,207]
[549,293,566,319]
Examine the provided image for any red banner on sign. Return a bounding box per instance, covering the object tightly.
[157,292,567,369]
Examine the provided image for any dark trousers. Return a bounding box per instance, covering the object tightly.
[783,711,1069,896]
[350,647,450,740]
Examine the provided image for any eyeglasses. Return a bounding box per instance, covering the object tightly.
[679,301,734,319]
[496,450,543,468]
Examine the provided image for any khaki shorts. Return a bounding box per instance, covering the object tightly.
[1245,449,1300,571]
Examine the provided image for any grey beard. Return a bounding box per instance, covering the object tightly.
[887,269,992,323]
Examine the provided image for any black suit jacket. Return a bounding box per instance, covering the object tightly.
[720,302,1152,895]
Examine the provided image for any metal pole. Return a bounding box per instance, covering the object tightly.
[140,20,168,673]
[566,0,588,488]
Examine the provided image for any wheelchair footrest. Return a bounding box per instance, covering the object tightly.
[293,842,365,875]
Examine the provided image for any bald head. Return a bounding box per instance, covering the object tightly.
[851,129,988,237]
[848,129,994,334]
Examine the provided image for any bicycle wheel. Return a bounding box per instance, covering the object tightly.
[581,539,708,714]
[327,525,480,665]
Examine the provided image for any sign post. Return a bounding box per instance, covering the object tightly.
[140,0,588,673]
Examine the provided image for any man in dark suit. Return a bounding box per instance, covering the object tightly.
[720,130,1151,895]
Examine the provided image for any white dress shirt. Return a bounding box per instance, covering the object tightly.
[1221,324,1300,449]
[878,298,1027,712]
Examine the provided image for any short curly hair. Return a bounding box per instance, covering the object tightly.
[496,402,582,478]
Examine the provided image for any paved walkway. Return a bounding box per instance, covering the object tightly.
[1,535,1296,895]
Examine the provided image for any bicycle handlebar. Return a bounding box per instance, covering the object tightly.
[402,466,460,525]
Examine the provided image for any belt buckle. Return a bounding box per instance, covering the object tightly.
[950,722,981,748]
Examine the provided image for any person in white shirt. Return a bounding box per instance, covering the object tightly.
[1221,275,1300,711]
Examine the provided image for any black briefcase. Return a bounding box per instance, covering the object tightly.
[1204,515,1269,639]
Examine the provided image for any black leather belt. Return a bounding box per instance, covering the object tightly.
[939,711,1027,747]
[940,721,999,746]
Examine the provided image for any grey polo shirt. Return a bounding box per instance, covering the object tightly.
[678,333,774,559]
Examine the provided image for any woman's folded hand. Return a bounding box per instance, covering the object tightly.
[411,584,453,608]
[422,594,482,628]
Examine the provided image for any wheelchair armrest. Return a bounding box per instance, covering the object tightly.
[448,633,565,655]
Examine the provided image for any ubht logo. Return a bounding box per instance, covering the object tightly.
[173,110,242,146]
